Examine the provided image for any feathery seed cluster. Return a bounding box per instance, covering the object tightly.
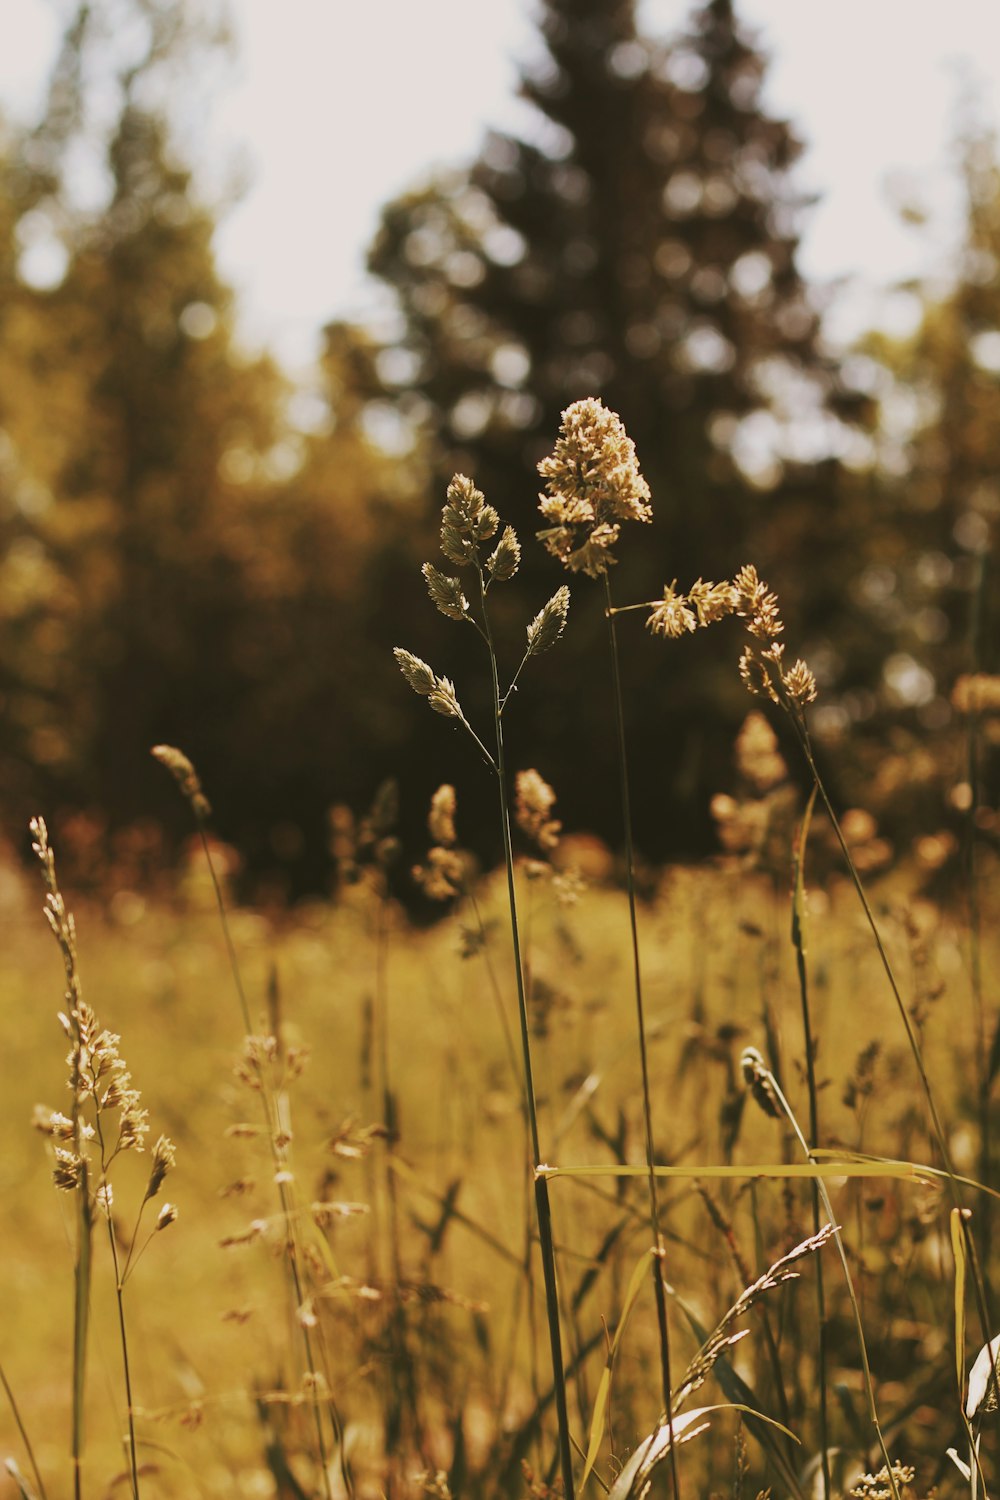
[151,743,212,819]
[733,563,817,709]
[395,470,570,740]
[515,769,562,855]
[30,817,175,1214]
[537,398,652,576]
[413,784,466,901]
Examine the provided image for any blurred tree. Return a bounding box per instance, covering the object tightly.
[0,1,412,886]
[359,0,863,855]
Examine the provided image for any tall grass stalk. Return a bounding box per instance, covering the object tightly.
[789,786,830,1500]
[476,564,577,1500]
[603,572,680,1500]
[29,819,93,1500]
[1,1362,48,1500]
[395,473,577,1492]
[150,751,343,1500]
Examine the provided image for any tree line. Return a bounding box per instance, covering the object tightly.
[0,0,996,891]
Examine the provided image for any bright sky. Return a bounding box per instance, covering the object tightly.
[3,0,1000,368]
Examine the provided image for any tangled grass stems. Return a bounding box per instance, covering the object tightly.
[741,1047,901,1500]
[151,748,345,1500]
[635,557,998,1419]
[780,715,997,1359]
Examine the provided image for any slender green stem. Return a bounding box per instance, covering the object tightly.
[71,1113,92,1500]
[476,565,576,1500]
[457,716,497,772]
[1,1360,49,1500]
[500,649,531,714]
[603,573,680,1500]
[790,787,830,1500]
[107,1220,140,1498]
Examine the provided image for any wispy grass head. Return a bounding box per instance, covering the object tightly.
[515,769,561,855]
[393,650,466,721]
[413,784,466,900]
[733,563,817,709]
[646,579,737,638]
[151,744,212,820]
[537,397,651,576]
[440,474,499,566]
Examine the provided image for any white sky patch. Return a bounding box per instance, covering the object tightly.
[1,0,998,369]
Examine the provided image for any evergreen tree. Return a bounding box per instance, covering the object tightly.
[362,0,858,853]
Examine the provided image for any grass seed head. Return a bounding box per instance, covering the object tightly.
[150,744,212,819]
[422,562,470,621]
[441,474,499,565]
[145,1134,177,1202]
[428,784,457,847]
[487,524,521,581]
[526,585,571,656]
[537,398,651,575]
[516,770,562,854]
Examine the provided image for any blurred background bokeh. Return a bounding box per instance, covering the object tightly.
[0,0,997,894]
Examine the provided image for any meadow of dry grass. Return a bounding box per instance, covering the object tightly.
[1,828,996,1499]
[3,401,998,1500]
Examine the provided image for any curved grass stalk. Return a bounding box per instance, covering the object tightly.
[1,1362,49,1500]
[741,1049,901,1500]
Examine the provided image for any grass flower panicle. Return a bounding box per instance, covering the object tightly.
[150,743,212,820]
[646,578,739,639]
[427,784,457,847]
[145,1135,177,1202]
[29,816,178,1500]
[525,584,570,656]
[440,473,499,565]
[422,562,470,621]
[515,769,561,854]
[849,1465,918,1500]
[646,582,697,638]
[393,649,467,722]
[487,524,521,581]
[731,563,817,709]
[537,397,652,575]
[413,785,466,899]
[734,711,788,793]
